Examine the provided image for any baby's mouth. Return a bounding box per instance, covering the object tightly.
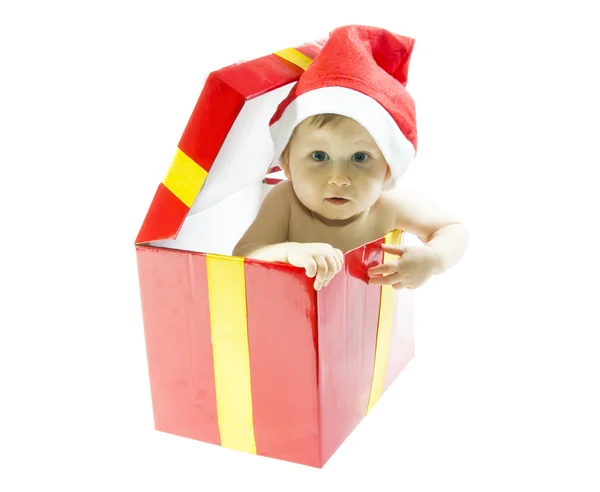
[326,197,350,205]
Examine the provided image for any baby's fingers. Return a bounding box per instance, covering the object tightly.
[368,272,404,286]
[333,249,344,272]
[314,256,329,290]
[304,257,318,278]
[368,260,400,277]
[325,254,338,278]
[321,254,339,288]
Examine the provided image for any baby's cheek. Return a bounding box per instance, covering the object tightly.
[361,181,385,203]
[294,184,319,207]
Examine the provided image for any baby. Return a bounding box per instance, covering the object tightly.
[233,25,469,290]
[233,113,469,290]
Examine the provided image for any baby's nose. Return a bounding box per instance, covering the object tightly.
[327,172,351,187]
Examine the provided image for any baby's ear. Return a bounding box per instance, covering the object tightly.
[281,150,292,179]
[384,165,391,182]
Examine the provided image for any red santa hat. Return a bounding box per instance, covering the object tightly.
[269,25,417,190]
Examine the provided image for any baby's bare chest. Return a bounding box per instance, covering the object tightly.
[287,202,395,252]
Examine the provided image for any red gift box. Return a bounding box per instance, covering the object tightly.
[135,37,415,468]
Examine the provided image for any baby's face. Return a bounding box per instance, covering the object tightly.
[283,116,390,222]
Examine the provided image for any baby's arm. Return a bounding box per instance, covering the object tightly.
[233,181,343,290]
[392,188,469,273]
[368,188,469,289]
[232,181,292,262]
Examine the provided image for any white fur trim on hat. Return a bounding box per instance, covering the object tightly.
[270,86,415,190]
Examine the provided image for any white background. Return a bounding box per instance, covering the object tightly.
[1,1,599,490]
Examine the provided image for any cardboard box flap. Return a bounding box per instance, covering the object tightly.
[136,40,325,245]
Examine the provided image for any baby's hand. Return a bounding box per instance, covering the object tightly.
[286,243,344,290]
[367,244,440,290]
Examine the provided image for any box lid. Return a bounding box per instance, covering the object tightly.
[135,40,325,245]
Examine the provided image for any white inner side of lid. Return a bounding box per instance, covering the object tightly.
[149,84,294,255]
[190,82,295,215]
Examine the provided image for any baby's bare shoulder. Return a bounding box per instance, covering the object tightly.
[232,181,292,253]
[266,179,294,201]
[258,180,296,216]
[279,180,311,215]
[379,188,463,242]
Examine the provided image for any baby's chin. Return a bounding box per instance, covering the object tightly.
[313,205,366,225]
[321,209,355,220]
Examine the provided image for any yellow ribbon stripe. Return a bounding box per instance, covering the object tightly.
[162,147,208,208]
[274,48,314,71]
[205,255,256,454]
[367,230,403,414]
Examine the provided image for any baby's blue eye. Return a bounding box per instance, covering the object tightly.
[311,151,329,161]
[352,152,369,163]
